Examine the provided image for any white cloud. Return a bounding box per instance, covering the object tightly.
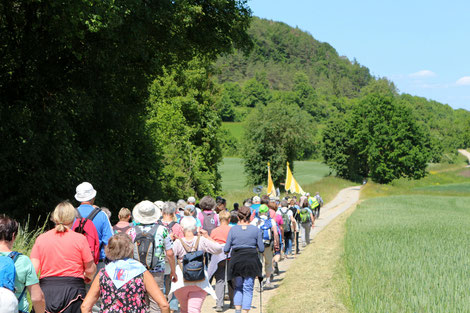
[409,70,437,78]
[456,76,470,86]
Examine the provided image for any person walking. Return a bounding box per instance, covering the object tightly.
[133,200,177,313]
[80,233,170,313]
[224,206,264,313]
[170,217,222,313]
[113,208,135,239]
[288,199,301,255]
[0,215,45,313]
[251,204,279,289]
[277,200,296,258]
[209,210,234,311]
[30,201,96,313]
[75,182,113,270]
[299,201,314,247]
[314,192,324,219]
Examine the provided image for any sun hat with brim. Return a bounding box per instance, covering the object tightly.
[187,196,196,204]
[133,200,161,225]
[259,204,269,214]
[75,182,97,202]
[253,196,261,203]
[154,201,165,211]
[0,287,18,313]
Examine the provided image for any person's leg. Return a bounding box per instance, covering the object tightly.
[285,233,292,256]
[305,223,311,245]
[148,272,165,313]
[233,276,243,311]
[186,286,207,313]
[90,261,106,313]
[241,277,255,311]
[175,287,190,313]
[214,260,225,309]
[300,223,307,247]
[264,247,273,286]
[228,279,235,307]
[295,231,300,254]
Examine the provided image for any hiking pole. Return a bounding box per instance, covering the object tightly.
[224,256,228,306]
[258,276,264,313]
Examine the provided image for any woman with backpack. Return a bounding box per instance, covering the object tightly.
[224,206,264,313]
[170,216,222,313]
[277,200,297,258]
[30,201,96,313]
[81,233,170,313]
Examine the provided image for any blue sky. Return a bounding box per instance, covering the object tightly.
[248,0,470,110]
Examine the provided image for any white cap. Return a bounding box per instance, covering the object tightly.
[187,196,196,204]
[253,196,261,203]
[75,182,97,202]
[133,200,161,224]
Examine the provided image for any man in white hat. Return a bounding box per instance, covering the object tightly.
[133,200,177,313]
[75,182,113,267]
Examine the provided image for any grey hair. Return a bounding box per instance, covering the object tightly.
[163,201,176,216]
[180,216,197,233]
[280,200,288,207]
[176,199,187,210]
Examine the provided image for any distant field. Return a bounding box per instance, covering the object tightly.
[219,157,331,193]
[221,122,245,143]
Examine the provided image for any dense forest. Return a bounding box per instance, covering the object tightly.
[1,5,469,219]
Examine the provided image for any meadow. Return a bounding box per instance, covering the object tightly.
[344,158,470,312]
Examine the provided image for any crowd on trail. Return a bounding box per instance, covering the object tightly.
[0,182,323,313]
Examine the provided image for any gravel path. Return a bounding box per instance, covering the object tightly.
[199,185,362,313]
[458,149,470,166]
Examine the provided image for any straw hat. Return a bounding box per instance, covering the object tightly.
[133,200,161,224]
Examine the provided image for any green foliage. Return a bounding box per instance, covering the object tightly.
[0,0,252,219]
[323,92,431,183]
[242,102,315,186]
[147,60,222,199]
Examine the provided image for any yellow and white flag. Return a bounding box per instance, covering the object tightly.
[267,162,276,197]
[285,161,305,195]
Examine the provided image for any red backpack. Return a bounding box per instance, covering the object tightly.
[72,208,101,264]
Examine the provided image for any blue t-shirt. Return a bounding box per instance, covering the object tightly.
[224,224,265,253]
[77,204,113,259]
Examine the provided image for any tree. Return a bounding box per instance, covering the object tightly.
[0,0,252,219]
[242,72,272,107]
[323,93,431,183]
[243,102,315,186]
[147,60,222,199]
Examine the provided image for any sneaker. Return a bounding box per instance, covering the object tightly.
[215,306,223,312]
[264,282,274,289]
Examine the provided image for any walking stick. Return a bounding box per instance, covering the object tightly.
[258,276,264,313]
[224,256,228,305]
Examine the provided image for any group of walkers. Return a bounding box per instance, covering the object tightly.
[0,182,323,313]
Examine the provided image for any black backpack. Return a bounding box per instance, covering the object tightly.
[133,224,160,269]
[178,236,205,282]
[157,219,176,235]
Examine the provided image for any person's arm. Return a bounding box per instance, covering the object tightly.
[224,228,233,253]
[31,258,40,275]
[271,223,280,251]
[290,216,297,233]
[165,249,177,283]
[80,275,100,313]
[28,283,45,313]
[199,229,223,254]
[84,260,97,284]
[143,271,170,313]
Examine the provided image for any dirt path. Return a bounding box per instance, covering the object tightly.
[200,185,362,313]
[458,149,470,166]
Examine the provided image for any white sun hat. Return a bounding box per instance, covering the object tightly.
[0,287,18,313]
[133,200,161,225]
[74,182,97,202]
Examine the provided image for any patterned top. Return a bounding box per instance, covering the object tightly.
[99,268,148,313]
[134,224,172,273]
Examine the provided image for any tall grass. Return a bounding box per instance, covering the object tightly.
[13,216,49,255]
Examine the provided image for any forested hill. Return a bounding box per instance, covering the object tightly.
[214,17,470,162]
[216,17,372,98]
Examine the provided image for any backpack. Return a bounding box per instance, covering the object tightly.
[0,252,27,302]
[113,225,131,235]
[199,211,218,235]
[157,219,176,235]
[299,208,311,223]
[257,217,273,246]
[133,225,160,270]
[279,208,291,233]
[72,208,101,264]
[178,236,205,282]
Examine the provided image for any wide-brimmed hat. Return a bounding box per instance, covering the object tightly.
[154,201,165,212]
[133,200,161,224]
[187,196,196,204]
[75,182,97,202]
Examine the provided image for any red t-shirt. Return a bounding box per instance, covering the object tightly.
[30,229,93,279]
[210,225,231,244]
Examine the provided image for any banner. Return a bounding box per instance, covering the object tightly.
[267,162,276,196]
[285,161,305,195]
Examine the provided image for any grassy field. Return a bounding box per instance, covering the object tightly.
[344,157,470,312]
[221,122,245,143]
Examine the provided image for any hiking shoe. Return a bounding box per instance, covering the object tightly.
[274,264,280,275]
[264,282,274,289]
[215,306,223,312]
